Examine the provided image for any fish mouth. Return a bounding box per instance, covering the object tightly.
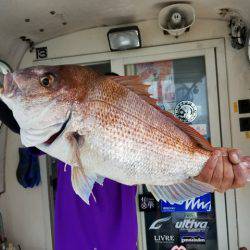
[44,112,71,145]
[1,72,19,98]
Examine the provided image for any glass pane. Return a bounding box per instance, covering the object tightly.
[125,57,218,250]
[85,62,111,74]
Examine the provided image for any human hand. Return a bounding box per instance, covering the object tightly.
[195,148,248,192]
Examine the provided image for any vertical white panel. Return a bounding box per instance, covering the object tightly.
[216,40,239,250]
[39,156,53,250]
[205,48,229,250]
[111,59,125,76]
[235,184,250,248]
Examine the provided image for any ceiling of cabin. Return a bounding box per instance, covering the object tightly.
[1,0,250,68]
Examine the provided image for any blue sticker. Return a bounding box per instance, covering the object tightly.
[161,193,211,213]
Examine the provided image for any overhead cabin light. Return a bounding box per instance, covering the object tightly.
[107,26,142,51]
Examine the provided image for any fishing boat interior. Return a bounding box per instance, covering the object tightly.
[0,1,250,249]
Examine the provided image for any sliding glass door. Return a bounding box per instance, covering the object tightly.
[112,47,229,250]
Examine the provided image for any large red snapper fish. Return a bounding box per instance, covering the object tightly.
[1,65,249,204]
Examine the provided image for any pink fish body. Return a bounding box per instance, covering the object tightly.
[73,75,211,185]
[1,65,245,204]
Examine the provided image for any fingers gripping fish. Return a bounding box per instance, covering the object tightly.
[1,65,250,204]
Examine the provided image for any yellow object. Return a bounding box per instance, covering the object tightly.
[233,101,238,113]
[245,131,250,139]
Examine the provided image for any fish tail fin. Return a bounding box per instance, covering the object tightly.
[146,179,214,204]
[71,167,104,204]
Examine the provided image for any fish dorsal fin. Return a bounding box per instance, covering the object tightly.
[155,107,214,151]
[111,75,213,151]
[110,75,158,106]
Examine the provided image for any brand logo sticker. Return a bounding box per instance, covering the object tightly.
[174,101,197,123]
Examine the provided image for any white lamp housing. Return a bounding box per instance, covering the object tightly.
[107,26,142,51]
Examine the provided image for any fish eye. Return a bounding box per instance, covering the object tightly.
[40,74,54,87]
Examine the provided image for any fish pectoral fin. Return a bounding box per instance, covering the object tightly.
[71,166,105,204]
[66,131,85,149]
[66,131,102,204]
[146,179,214,204]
